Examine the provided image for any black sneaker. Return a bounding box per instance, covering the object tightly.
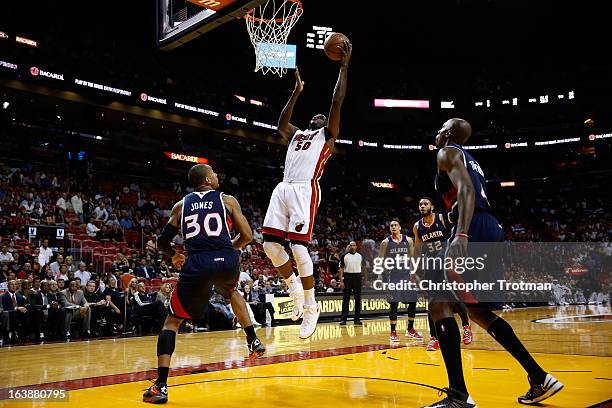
[422,388,477,408]
[518,374,563,405]
[354,320,363,326]
[248,337,266,359]
[339,320,347,326]
[143,382,168,404]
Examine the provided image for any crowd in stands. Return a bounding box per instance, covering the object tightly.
[1,153,611,344]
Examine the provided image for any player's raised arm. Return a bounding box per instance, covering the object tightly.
[437,147,475,258]
[222,194,253,250]
[326,40,351,145]
[277,68,304,142]
[158,200,183,258]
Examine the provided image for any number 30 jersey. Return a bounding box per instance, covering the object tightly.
[283,127,331,182]
[181,190,234,254]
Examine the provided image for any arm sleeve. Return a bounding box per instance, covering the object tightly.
[158,223,179,257]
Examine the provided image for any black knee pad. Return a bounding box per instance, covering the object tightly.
[157,329,177,356]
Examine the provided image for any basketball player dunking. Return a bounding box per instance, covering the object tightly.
[413,197,472,351]
[143,164,266,404]
[378,220,423,343]
[262,41,351,339]
[423,119,563,408]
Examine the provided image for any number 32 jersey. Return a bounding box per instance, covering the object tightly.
[181,190,234,254]
[414,213,448,257]
[283,127,331,182]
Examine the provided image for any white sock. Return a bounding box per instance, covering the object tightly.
[303,288,316,307]
[285,273,300,292]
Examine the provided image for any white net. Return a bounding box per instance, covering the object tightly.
[245,0,303,77]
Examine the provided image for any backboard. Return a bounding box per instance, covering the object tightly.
[156,0,267,51]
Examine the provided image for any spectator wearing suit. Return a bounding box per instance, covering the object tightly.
[59,280,91,338]
[17,279,35,304]
[39,239,53,266]
[1,280,30,342]
[30,280,65,341]
[135,258,154,280]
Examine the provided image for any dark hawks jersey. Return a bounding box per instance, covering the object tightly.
[414,212,448,256]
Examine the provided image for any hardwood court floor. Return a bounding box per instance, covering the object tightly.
[0,305,611,407]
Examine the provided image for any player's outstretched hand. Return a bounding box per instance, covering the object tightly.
[446,235,468,269]
[294,67,304,94]
[172,252,186,270]
[340,40,352,67]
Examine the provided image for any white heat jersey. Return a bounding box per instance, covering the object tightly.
[283,127,332,182]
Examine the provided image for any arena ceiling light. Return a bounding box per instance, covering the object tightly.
[374,99,430,109]
[440,101,454,109]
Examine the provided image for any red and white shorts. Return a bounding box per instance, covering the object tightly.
[262,180,321,242]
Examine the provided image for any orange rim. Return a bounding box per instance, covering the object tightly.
[245,0,303,24]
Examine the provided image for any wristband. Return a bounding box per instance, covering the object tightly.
[456,232,469,239]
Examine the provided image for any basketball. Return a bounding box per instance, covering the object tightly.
[324,32,350,61]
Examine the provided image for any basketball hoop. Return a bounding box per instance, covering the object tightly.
[245,0,303,77]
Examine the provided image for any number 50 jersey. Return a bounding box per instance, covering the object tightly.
[181,190,234,254]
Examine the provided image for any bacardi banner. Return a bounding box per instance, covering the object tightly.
[163,151,208,164]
